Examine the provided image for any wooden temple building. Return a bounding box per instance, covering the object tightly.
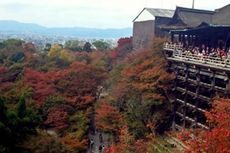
[133,4,230,49]
[132,8,174,50]
[132,3,230,130]
[164,24,230,130]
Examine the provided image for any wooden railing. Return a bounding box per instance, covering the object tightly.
[163,43,230,68]
[163,43,183,52]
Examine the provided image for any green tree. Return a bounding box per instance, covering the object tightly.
[17,95,26,118]
[48,44,63,57]
[65,40,82,51]
[43,43,51,52]
[0,95,41,152]
[83,42,92,52]
[0,42,5,49]
[3,39,24,48]
[68,111,89,138]
[9,52,25,62]
[92,40,111,51]
[42,95,65,116]
[0,39,24,65]
[0,97,7,123]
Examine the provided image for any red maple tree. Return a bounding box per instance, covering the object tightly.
[181,98,230,153]
[44,106,69,132]
[95,101,122,133]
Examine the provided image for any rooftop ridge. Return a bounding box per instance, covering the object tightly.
[176,6,215,14]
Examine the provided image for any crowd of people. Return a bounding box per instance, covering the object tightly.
[165,42,230,61]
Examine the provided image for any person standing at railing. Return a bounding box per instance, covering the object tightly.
[202,49,206,55]
[178,42,183,50]
[217,48,221,59]
[201,49,206,62]
[201,44,205,53]
[210,48,217,57]
[194,47,199,55]
[205,47,210,55]
[165,42,169,48]
[218,48,226,60]
[197,50,203,62]
[201,44,205,52]
[227,48,230,60]
[173,43,176,50]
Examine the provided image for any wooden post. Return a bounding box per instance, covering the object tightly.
[183,64,189,128]
[172,103,176,131]
[225,74,230,95]
[182,35,186,47]
[171,32,174,43]
[188,35,191,46]
[211,71,216,91]
[172,65,179,130]
[194,68,200,128]
[179,34,182,42]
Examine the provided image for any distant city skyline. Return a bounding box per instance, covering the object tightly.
[0,0,229,28]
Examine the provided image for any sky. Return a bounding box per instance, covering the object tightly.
[0,0,229,28]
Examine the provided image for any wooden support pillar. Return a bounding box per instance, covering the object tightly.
[182,35,186,47]
[194,35,196,46]
[172,103,177,131]
[194,68,200,128]
[174,65,179,87]
[172,65,179,130]
[183,94,188,128]
[183,64,189,128]
[171,33,174,43]
[179,34,182,42]
[197,35,201,47]
[188,35,191,46]
[195,68,200,97]
[225,74,230,95]
[192,35,195,46]
[211,71,216,91]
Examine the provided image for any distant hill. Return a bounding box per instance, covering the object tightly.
[0,20,132,39]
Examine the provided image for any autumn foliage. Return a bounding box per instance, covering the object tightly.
[0,66,12,93]
[95,101,122,133]
[116,38,173,103]
[0,38,112,152]
[4,36,229,153]
[110,37,132,60]
[177,98,230,153]
[106,38,174,139]
[61,135,88,152]
[24,61,106,107]
[106,125,156,153]
[94,38,175,152]
[24,68,56,104]
[44,107,69,131]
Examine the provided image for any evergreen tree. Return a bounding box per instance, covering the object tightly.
[17,95,26,118]
[83,42,92,52]
[0,97,7,123]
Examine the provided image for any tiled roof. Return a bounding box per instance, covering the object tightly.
[133,8,175,22]
[145,8,175,18]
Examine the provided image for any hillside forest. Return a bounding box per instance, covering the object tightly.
[0,38,229,153]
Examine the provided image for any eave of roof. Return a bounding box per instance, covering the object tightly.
[176,6,215,14]
[166,6,215,28]
[145,8,175,18]
[215,4,230,12]
[170,23,230,34]
[133,8,174,22]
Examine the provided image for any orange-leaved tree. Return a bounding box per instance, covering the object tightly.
[109,38,174,137]
[95,101,123,133]
[184,98,230,153]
